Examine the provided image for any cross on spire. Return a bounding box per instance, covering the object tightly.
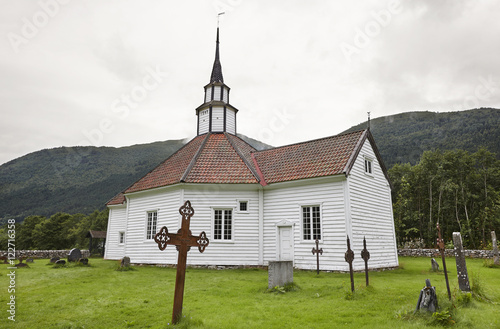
[210,13,225,83]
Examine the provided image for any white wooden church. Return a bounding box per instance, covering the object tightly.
[104,28,399,271]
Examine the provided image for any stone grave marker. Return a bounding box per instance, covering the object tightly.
[68,248,82,262]
[415,279,438,313]
[431,258,439,271]
[16,258,29,268]
[453,232,471,292]
[55,259,66,265]
[78,258,89,265]
[26,258,34,263]
[50,257,60,263]
[268,261,293,289]
[121,256,131,268]
[492,231,499,265]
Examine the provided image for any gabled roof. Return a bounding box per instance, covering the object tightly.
[253,130,365,184]
[86,230,107,239]
[123,133,259,195]
[106,129,391,205]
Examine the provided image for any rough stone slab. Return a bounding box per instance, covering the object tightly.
[492,231,499,265]
[268,261,293,289]
[453,232,471,292]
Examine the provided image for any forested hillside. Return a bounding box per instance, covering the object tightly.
[1,108,499,227]
[0,135,270,223]
[343,108,500,168]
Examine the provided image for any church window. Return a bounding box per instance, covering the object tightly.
[146,211,157,239]
[364,157,373,175]
[239,201,248,212]
[302,206,321,240]
[214,209,232,240]
[119,232,125,244]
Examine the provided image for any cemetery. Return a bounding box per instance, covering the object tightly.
[1,244,499,328]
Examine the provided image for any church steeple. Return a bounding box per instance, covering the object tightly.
[210,28,224,83]
[195,24,238,136]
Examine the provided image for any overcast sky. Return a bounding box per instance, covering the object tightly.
[1,0,500,165]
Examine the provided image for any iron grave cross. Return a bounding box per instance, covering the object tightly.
[154,200,209,324]
[360,237,370,286]
[311,239,323,274]
[345,235,355,292]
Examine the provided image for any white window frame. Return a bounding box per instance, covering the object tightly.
[364,156,374,176]
[146,210,158,240]
[301,205,322,241]
[119,231,125,244]
[237,200,249,213]
[212,208,233,242]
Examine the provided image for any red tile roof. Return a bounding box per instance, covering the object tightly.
[123,133,259,195]
[107,130,373,204]
[106,192,126,205]
[253,130,365,184]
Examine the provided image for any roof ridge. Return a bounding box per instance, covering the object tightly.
[224,133,261,183]
[254,129,367,155]
[343,129,368,175]
[180,133,211,182]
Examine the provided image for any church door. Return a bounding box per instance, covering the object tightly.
[278,226,293,261]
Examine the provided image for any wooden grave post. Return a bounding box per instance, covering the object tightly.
[154,200,210,324]
[436,223,451,300]
[311,239,323,275]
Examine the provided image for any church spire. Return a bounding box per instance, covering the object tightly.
[210,27,224,83]
[195,16,238,136]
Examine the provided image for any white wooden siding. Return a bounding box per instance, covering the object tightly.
[211,106,224,132]
[182,185,260,266]
[226,108,236,134]
[222,86,229,103]
[123,188,182,264]
[198,109,209,134]
[213,86,221,101]
[104,205,127,260]
[205,87,212,102]
[262,178,349,271]
[347,139,399,270]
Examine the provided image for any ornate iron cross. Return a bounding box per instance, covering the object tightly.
[436,223,451,300]
[360,237,370,286]
[154,200,209,324]
[311,239,323,275]
[344,235,355,292]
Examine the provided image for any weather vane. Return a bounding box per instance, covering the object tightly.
[217,12,225,27]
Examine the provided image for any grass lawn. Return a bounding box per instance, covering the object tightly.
[1,256,499,328]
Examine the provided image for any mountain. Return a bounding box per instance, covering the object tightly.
[0,134,271,222]
[342,108,500,168]
[1,108,499,222]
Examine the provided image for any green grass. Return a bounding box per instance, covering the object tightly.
[1,257,499,328]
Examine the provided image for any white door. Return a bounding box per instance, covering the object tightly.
[278,226,293,261]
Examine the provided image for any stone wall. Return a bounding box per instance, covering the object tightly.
[0,250,90,259]
[398,249,494,259]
